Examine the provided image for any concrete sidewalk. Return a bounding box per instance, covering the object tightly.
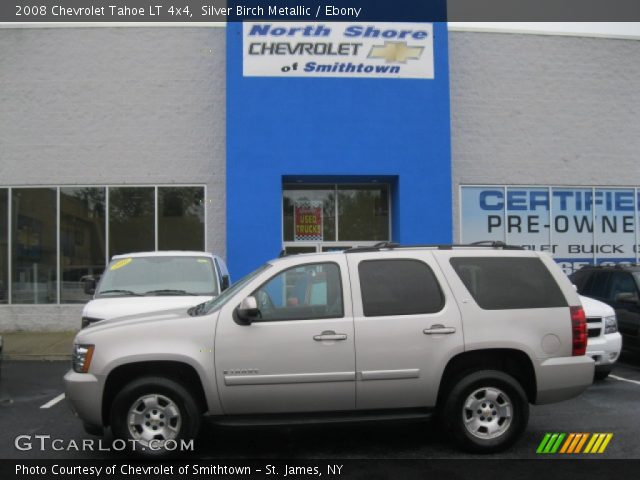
[0,331,77,360]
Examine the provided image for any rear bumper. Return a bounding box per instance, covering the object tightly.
[64,369,104,428]
[535,355,594,405]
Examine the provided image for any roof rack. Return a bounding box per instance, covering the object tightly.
[344,240,524,254]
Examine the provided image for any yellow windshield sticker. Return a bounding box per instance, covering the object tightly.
[197,259,209,264]
[111,258,132,271]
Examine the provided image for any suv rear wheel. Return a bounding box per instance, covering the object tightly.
[441,370,529,453]
[110,376,201,456]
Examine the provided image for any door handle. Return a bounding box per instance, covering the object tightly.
[423,324,456,335]
[313,330,348,341]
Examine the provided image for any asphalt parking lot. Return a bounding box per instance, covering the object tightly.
[1,357,640,460]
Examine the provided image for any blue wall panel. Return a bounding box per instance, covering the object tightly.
[227,22,452,277]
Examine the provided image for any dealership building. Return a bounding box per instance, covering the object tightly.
[1,22,639,331]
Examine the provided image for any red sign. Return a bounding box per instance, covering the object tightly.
[294,201,323,241]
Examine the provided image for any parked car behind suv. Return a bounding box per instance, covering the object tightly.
[81,251,230,328]
[572,265,640,355]
[65,243,593,455]
[580,295,622,379]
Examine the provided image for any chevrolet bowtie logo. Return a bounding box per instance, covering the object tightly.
[368,41,424,63]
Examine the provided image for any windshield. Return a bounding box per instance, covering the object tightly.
[197,263,272,315]
[96,256,218,298]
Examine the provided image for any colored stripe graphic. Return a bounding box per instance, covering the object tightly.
[559,433,575,453]
[536,433,566,453]
[539,433,613,454]
[536,433,552,453]
[575,433,589,453]
[584,433,613,454]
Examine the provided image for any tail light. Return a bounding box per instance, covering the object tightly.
[570,306,587,356]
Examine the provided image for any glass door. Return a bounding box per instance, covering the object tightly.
[282,183,391,254]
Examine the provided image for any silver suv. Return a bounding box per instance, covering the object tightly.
[64,243,594,455]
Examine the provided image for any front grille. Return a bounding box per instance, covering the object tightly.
[587,317,602,338]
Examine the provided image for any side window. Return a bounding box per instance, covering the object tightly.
[608,272,637,303]
[585,272,611,299]
[358,259,444,317]
[253,263,343,321]
[450,257,567,310]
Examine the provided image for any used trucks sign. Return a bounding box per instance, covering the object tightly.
[243,22,434,79]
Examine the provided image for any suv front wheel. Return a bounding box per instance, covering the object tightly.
[441,370,529,453]
[110,376,201,456]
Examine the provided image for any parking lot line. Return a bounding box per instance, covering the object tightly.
[609,374,640,386]
[40,393,65,409]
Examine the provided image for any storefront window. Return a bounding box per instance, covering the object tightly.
[109,187,155,257]
[11,188,57,304]
[0,185,206,305]
[0,189,7,304]
[158,187,205,251]
[338,185,389,241]
[283,184,390,250]
[283,186,336,242]
[460,185,640,274]
[60,187,106,303]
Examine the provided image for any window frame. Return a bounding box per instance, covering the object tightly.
[249,261,345,322]
[358,258,445,318]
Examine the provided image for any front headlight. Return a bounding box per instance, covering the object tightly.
[604,315,618,334]
[72,344,95,373]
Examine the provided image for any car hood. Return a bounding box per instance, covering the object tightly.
[579,294,615,318]
[78,307,194,340]
[82,296,212,321]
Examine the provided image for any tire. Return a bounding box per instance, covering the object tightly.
[594,368,612,381]
[440,370,529,453]
[110,376,201,457]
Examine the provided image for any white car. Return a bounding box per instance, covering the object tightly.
[81,251,230,328]
[580,295,622,380]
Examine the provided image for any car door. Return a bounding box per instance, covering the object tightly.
[214,257,355,414]
[346,251,464,410]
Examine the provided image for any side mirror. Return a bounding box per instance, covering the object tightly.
[236,296,260,325]
[221,275,230,292]
[83,278,97,296]
[615,292,639,304]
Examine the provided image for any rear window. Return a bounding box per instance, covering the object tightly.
[450,257,567,310]
[359,259,444,317]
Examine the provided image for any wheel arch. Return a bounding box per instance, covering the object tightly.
[436,349,537,406]
[102,361,208,427]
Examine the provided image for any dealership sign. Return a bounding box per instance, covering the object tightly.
[461,186,640,274]
[294,201,323,241]
[243,22,434,79]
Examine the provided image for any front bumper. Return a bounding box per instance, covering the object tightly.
[64,369,104,428]
[587,332,622,366]
[535,355,595,404]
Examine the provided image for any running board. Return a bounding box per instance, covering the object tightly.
[207,408,434,427]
